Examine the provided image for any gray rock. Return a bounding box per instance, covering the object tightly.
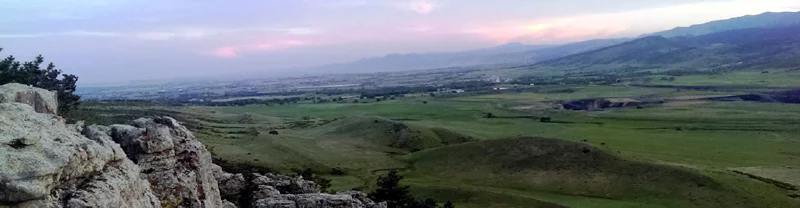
[60,159,161,208]
[0,83,58,114]
[0,103,158,207]
[108,116,223,208]
[244,173,384,208]
[253,173,320,194]
[218,172,247,201]
[222,200,239,208]
[293,194,365,208]
[251,193,380,208]
[253,196,297,208]
[337,191,386,208]
[253,185,281,199]
[1,84,384,208]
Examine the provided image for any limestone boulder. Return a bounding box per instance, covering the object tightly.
[107,116,224,208]
[0,103,159,207]
[0,83,58,114]
[217,172,248,202]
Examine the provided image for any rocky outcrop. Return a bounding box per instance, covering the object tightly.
[215,173,386,208]
[0,83,383,208]
[0,102,159,207]
[104,117,224,208]
[0,83,58,114]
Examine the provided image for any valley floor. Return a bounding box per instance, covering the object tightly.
[82,69,800,208]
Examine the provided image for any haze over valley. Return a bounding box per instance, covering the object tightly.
[2,1,800,208]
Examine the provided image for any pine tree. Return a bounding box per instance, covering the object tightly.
[0,48,81,117]
[442,201,455,208]
[369,170,413,208]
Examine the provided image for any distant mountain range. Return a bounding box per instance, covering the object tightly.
[648,12,800,37]
[309,11,800,74]
[309,39,629,74]
[309,43,554,74]
[539,13,800,70]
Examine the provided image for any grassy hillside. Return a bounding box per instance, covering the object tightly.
[323,116,475,152]
[407,137,762,207]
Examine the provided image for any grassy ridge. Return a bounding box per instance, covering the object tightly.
[324,116,475,151]
[407,137,753,207]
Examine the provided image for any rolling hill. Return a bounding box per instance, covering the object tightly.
[407,137,770,207]
[323,116,476,152]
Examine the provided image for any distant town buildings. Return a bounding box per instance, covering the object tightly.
[439,88,466,93]
[488,76,512,83]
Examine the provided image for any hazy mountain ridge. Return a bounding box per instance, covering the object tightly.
[310,43,552,73]
[309,11,800,74]
[539,24,800,68]
[649,11,800,37]
[310,39,627,74]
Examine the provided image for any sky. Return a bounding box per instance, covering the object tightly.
[1,0,799,84]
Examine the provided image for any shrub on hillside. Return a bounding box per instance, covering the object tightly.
[331,167,346,175]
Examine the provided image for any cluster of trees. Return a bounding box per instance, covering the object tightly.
[359,86,438,98]
[659,76,677,81]
[370,170,454,208]
[0,49,80,117]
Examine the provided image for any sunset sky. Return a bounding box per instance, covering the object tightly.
[2,0,799,83]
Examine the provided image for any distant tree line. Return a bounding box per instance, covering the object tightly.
[0,48,80,117]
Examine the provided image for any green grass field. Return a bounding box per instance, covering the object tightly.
[649,69,800,87]
[85,70,800,207]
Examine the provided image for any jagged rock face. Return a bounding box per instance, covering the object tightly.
[0,83,385,208]
[0,103,159,207]
[106,116,224,208]
[0,83,58,114]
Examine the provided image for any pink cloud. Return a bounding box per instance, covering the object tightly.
[214,46,237,58]
[213,39,315,57]
[461,21,627,44]
[284,40,307,46]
